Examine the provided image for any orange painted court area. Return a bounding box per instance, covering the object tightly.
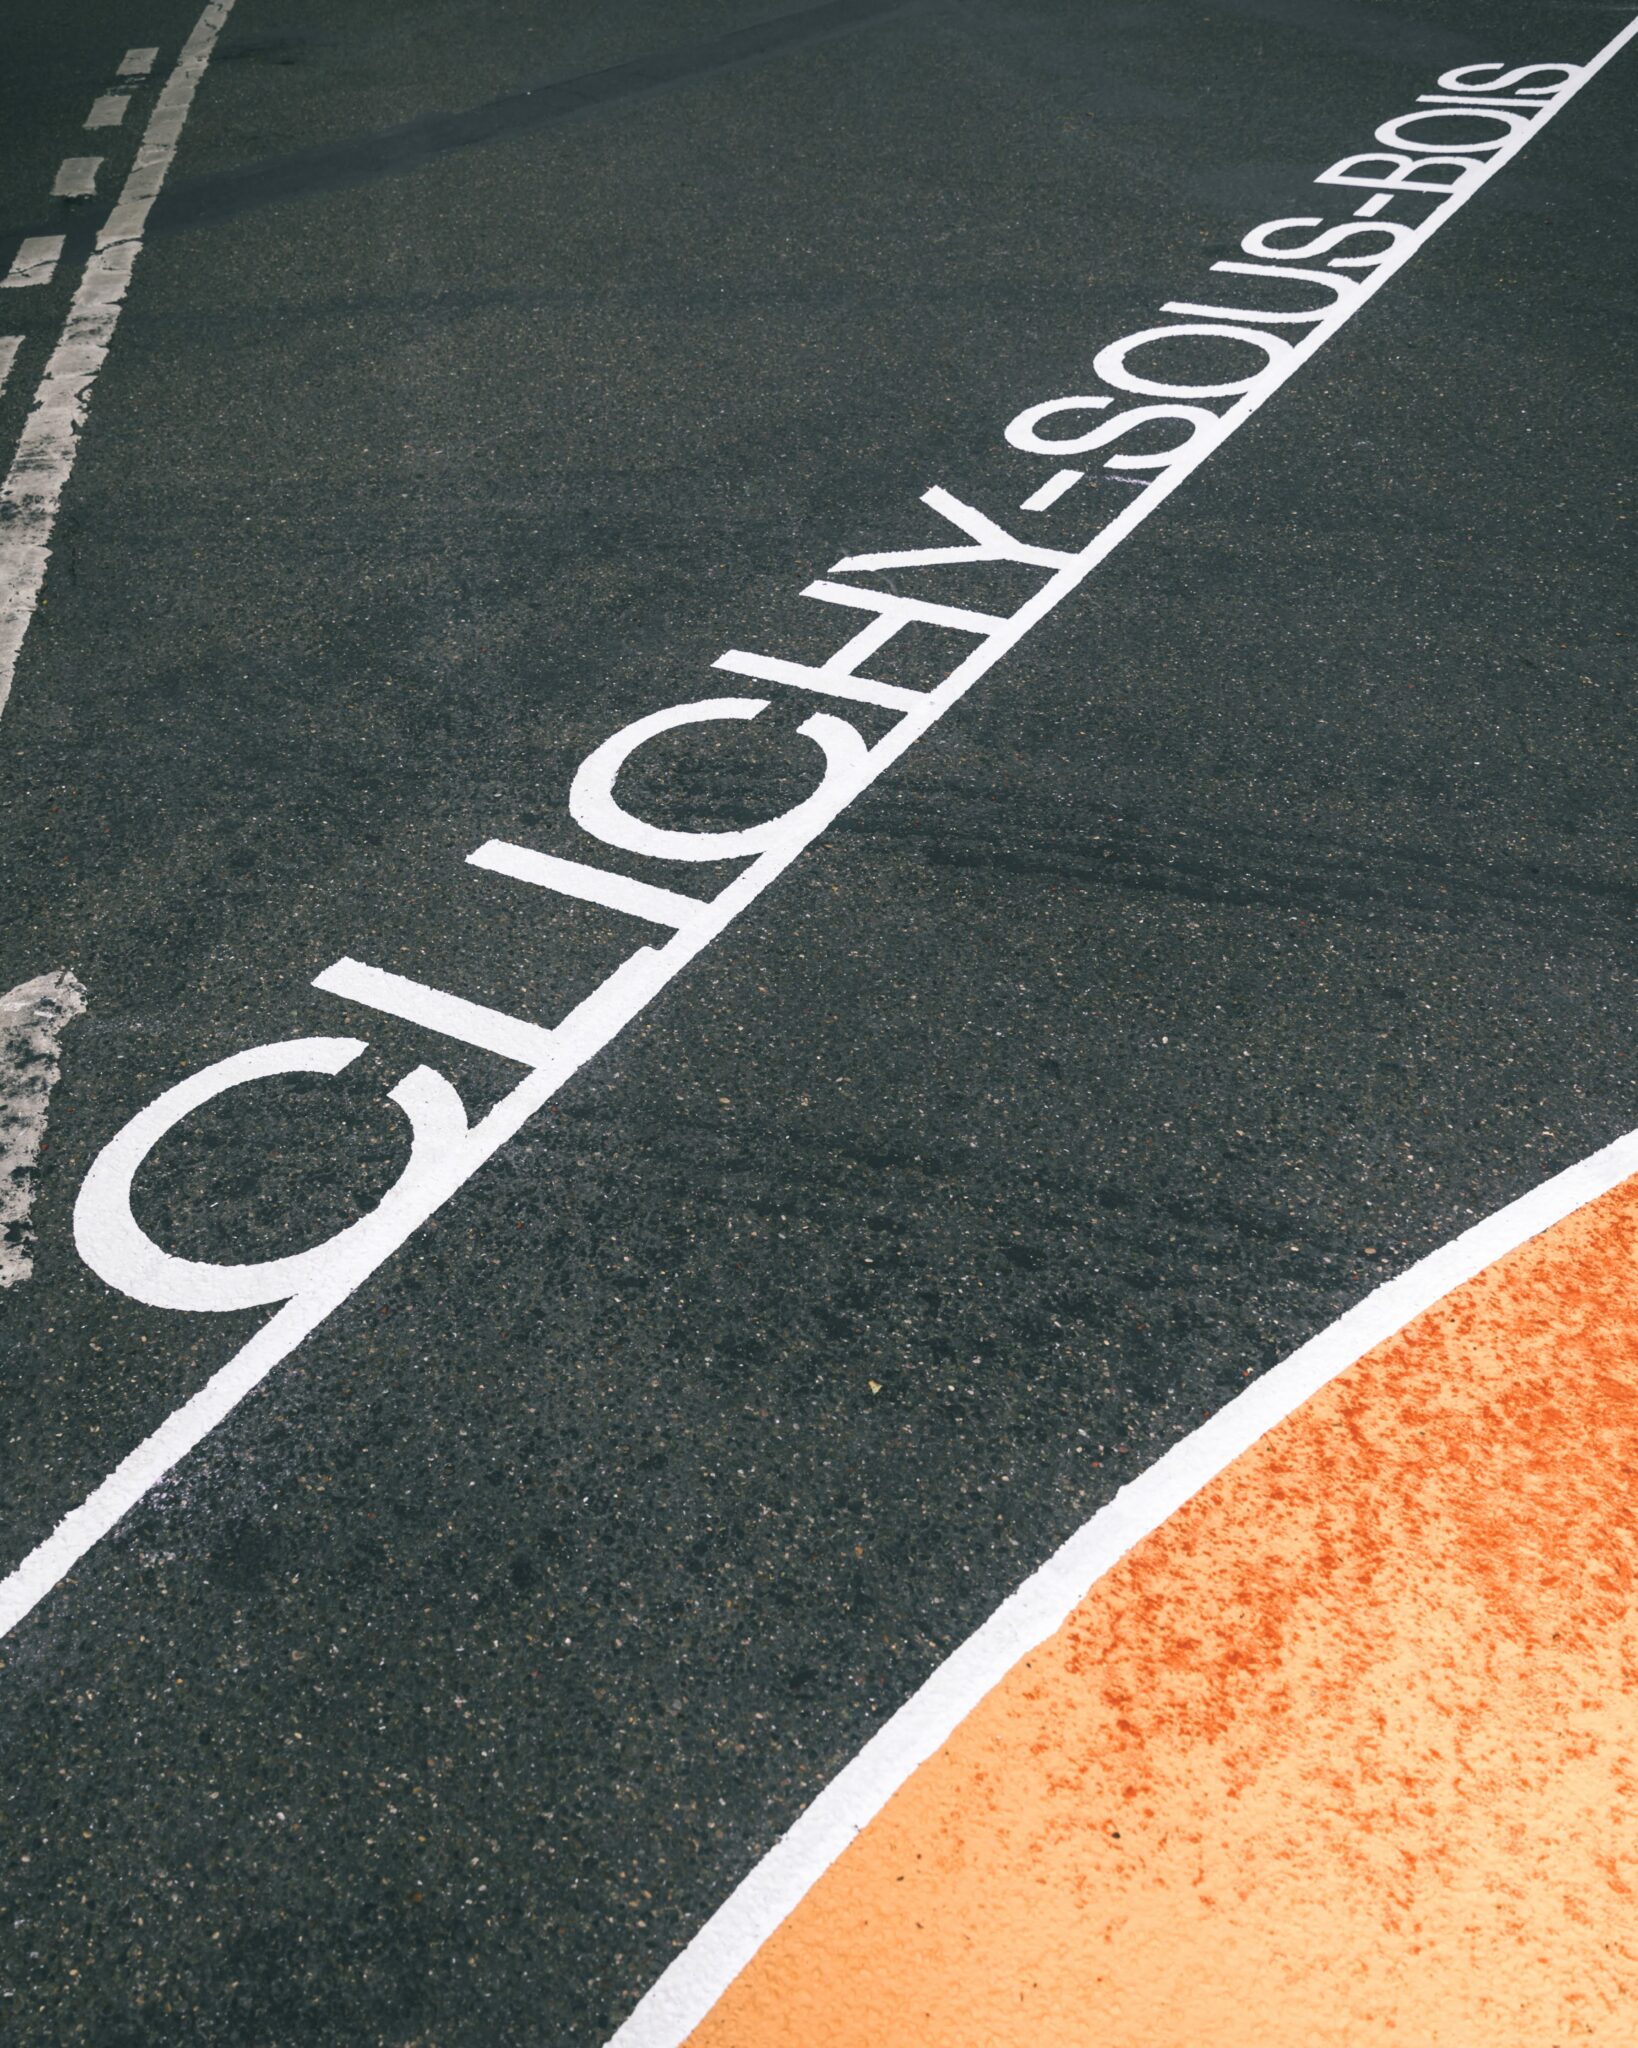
[690,1178,1638,2046]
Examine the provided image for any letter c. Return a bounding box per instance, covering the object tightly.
[74,1039,472,1312]
[569,696,872,862]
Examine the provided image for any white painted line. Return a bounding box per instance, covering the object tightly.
[311,958,561,1069]
[0,971,87,1289]
[1355,192,1394,217]
[468,842,710,929]
[1020,466,1083,511]
[1,238,67,290]
[0,338,19,395]
[2,18,1633,1652]
[119,47,160,77]
[0,1,238,725]
[605,1120,1638,2047]
[51,158,103,199]
[85,95,132,129]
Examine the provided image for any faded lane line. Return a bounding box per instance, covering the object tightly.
[1,238,66,290]
[606,1123,1638,2047]
[680,1167,1638,2047]
[119,49,160,79]
[0,339,19,397]
[86,95,133,131]
[0,0,238,725]
[0,971,87,1290]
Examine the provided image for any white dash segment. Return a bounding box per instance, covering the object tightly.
[311,958,560,1070]
[52,158,103,199]
[119,47,160,76]
[1355,192,1394,217]
[1,238,66,289]
[0,0,240,725]
[1020,467,1084,512]
[85,95,132,129]
[0,338,19,394]
[468,842,709,929]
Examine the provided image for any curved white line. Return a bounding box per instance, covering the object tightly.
[608,1121,1638,2047]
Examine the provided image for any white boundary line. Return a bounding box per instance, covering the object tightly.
[0,27,1631,1643]
[606,1120,1638,2046]
[0,1,238,723]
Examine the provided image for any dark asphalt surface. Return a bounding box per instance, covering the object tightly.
[1,1,1634,2040]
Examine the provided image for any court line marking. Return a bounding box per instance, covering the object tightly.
[0,0,238,725]
[606,1120,1638,2046]
[0,25,1631,1642]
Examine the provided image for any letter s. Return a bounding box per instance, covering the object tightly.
[1435,63,1579,97]
[1005,395,1227,474]
[1240,216,1415,270]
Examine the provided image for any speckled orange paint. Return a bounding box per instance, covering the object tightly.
[689,1177,1638,2047]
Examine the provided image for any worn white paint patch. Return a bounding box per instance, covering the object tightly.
[0,971,87,1288]
[51,159,103,199]
[86,95,133,130]
[2,239,66,290]
[119,48,160,78]
[0,0,239,724]
[0,338,20,396]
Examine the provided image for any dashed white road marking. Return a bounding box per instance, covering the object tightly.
[119,48,160,78]
[1019,466,1083,511]
[0,0,239,726]
[85,95,133,130]
[0,970,87,1291]
[1,238,66,290]
[0,338,19,395]
[51,158,103,199]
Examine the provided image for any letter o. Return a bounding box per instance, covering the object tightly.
[1374,107,1531,155]
[1091,323,1293,400]
[569,697,872,863]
